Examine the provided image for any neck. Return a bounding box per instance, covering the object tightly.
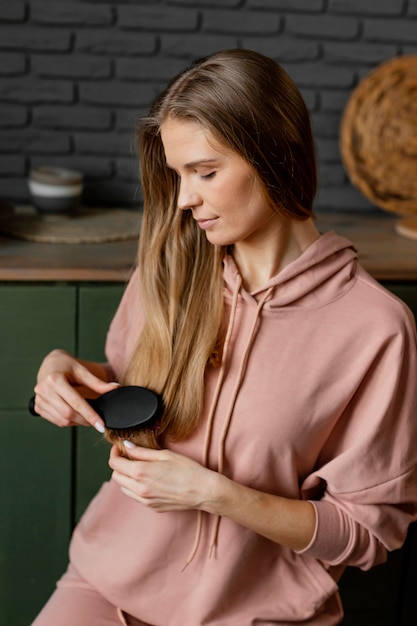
[232,217,320,292]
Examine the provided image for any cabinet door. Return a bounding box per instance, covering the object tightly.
[0,285,75,625]
[339,550,405,625]
[0,412,72,626]
[75,284,125,521]
[0,285,76,408]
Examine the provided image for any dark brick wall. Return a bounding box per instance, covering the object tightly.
[0,0,416,210]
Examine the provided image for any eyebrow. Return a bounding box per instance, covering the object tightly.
[166,158,219,170]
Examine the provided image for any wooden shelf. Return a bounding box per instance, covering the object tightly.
[0,211,416,282]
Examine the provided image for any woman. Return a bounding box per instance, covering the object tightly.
[32,49,417,625]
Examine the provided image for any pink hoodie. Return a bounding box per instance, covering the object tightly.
[69,231,417,625]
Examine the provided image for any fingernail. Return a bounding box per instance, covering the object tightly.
[109,381,120,386]
[123,440,136,450]
[95,422,105,434]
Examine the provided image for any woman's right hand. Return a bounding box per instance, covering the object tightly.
[33,349,118,432]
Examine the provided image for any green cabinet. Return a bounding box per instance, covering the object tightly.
[0,283,124,625]
[0,280,416,625]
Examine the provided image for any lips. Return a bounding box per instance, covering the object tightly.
[196,217,218,230]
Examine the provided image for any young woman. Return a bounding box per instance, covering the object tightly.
[32,49,417,626]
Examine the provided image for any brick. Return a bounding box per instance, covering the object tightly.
[75,132,134,157]
[247,0,324,10]
[363,19,417,43]
[329,0,405,16]
[117,5,198,32]
[242,36,319,62]
[31,155,114,179]
[168,0,241,6]
[0,53,26,75]
[30,1,113,26]
[0,129,70,154]
[0,177,29,202]
[161,33,238,57]
[80,82,157,107]
[0,155,25,176]
[315,185,375,211]
[0,104,27,127]
[285,15,359,40]
[318,163,346,187]
[32,55,111,79]
[282,62,355,89]
[0,78,74,104]
[410,0,417,16]
[403,44,417,55]
[116,57,188,81]
[311,112,342,138]
[0,1,25,21]
[115,108,149,132]
[116,157,139,182]
[299,88,317,111]
[203,9,281,34]
[323,42,400,65]
[75,30,156,56]
[0,26,71,52]
[33,106,112,130]
[320,89,352,113]
[315,138,342,163]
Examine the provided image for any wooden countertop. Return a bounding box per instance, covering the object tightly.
[0,210,416,282]
[316,212,417,281]
[0,234,138,282]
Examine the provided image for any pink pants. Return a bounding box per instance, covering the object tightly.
[31,564,151,626]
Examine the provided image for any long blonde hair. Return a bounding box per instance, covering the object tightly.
[122,49,317,447]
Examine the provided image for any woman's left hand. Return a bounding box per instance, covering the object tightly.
[109,443,220,512]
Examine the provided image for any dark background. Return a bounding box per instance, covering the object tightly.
[1,0,416,212]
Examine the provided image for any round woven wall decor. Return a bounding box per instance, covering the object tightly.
[340,55,417,216]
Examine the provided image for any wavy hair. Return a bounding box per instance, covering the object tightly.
[121,49,317,448]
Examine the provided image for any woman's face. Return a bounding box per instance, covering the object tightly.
[160,118,282,249]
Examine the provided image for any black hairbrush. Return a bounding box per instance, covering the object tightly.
[88,385,163,431]
[28,386,164,449]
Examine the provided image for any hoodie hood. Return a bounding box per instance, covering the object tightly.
[223,231,358,309]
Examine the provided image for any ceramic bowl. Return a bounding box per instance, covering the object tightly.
[29,167,84,214]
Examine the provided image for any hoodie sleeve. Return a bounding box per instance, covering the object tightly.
[299,305,417,571]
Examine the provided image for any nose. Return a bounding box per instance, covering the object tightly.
[177,177,202,211]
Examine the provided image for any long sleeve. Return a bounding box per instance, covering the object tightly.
[299,308,417,570]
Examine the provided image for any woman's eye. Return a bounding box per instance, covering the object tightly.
[201,172,216,180]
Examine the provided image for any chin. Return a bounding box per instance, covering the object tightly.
[204,232,236,247]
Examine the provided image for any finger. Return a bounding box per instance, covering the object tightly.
[71,362,120,395]
[34,384,104,431]
[119,486,181,512]
[120,486,148,504]
[111,468,149,499]
[119,486,167,510]
[118,441,167,461]
[34,393,87,428]
[109,445,145,475]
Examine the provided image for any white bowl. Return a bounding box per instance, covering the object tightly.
[29,167,84,214]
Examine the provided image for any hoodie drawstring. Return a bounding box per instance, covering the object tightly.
[208,285,273,557]
[182,275,242,570]
[183,277,273,569]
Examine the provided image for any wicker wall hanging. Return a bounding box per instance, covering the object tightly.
[340,55,417,240]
